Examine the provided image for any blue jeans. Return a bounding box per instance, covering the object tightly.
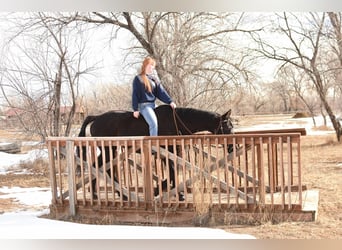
[139,102,158,136]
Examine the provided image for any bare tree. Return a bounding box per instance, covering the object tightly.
[269,79,292,112]
[58,12,260,113]
[327,12,342,117]
[277,66,319,126]
[0,13,97,139]
[84,82,132,114]
[251,12,341,141]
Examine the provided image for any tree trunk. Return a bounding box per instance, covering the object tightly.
[53,65,62,137]
[317,81,341,141]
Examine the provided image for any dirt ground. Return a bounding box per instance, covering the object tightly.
[0,115,341,239]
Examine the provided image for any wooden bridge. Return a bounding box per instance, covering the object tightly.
[46,128,319,225]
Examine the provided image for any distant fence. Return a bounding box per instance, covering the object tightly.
[46,128,307,223]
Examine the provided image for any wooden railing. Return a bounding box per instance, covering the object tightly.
[47,130,304,216]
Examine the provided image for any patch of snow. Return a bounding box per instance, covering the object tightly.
[0,149,48,174]
[21,141,44,146]
[0,186,51,207]
[0,142,14,146]
[0,172,255,239]
[0,210,255,239]
[237,116,336,136]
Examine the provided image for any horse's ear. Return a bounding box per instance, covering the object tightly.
[222,109,232,119]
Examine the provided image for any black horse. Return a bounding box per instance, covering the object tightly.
[76,105,234,200]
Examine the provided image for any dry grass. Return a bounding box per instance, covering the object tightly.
[219,133,342,239]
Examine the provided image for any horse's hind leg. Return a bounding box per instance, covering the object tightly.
[91,146,115,200]
[154,158,175,196]
[228,143,235,154]
[165,159,185,201]
[104,146,128,201]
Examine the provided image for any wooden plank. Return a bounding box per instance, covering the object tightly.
[279,136,285,209]
[235,127,306,136]
[301,189,319,221]
[297,139,303,208]
[242,137,248,208]
[101,140,108,205]
[132,140,139,208]
[77,140,86,205]
[268,136,274,205]
[56,141,63,204]
[47,141,57,204]
[49,200,317,225]
[250,138,257,204]
[258,137,265,204]
[47,132,303,146]
[143,140,153,203]
[93,140,101,205]
[66,140,76,216]
[108,140,115,204]
[86,140,94,205]
[287,136,292,209]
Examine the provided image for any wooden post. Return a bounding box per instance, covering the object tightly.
[273,142,278,188]
[297,137,302,207]
[257,137,265,205]
[66,140,76,216]
[47,140,57,204]
[143,140,153,205]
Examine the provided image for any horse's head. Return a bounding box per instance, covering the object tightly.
[215,109,234,135]
[214,109,235,154]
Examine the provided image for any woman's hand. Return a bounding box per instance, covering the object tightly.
[170,102,177,109]
[133,111,140,118]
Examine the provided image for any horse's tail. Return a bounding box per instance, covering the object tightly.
[78,115,97,137]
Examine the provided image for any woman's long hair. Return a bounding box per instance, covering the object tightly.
[140,56,155,93]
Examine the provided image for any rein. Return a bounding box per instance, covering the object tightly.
[172,109,193,135]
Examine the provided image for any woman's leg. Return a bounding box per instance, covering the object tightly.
[139,103,158,136]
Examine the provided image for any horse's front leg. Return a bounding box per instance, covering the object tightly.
[154,146,185,201]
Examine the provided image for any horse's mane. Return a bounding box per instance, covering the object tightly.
[106,110,131,114]
[174,107,219,120]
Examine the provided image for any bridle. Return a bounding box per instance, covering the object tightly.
[214,117,229,135]
[215,115,234,135]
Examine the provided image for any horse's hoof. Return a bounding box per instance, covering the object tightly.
[75,166,82,177]
[154,187,159,196]
[116,191,128,201]
[178,193,185,201]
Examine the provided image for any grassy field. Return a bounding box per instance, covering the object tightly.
[0,113,341,239]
